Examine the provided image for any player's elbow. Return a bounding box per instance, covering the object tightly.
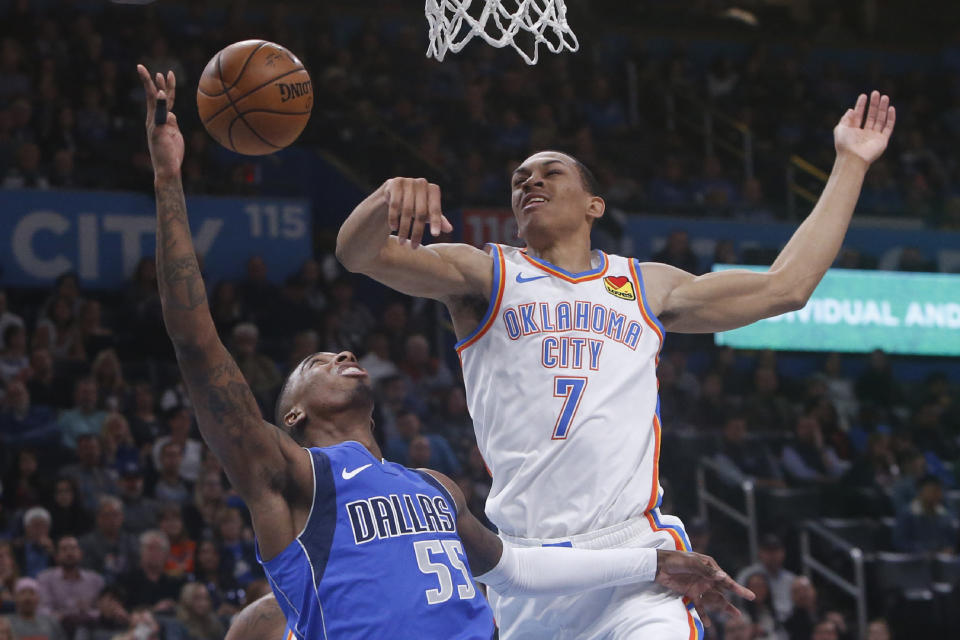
[334,234,368,274]
[766,271,811,314]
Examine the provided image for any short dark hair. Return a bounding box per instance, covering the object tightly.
[541,150,600,196]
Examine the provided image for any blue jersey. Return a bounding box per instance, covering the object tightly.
[259,441,494,639]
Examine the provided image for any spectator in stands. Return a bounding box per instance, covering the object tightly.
[744,367,794,433]
[157,504,194,579]
[893,474,959,554]
[36,535,104,634]
[0,381,58,448]
[184,471,226,541]
[323,278,375,354]
[740,571,783,639]
[174,582,224,640]
[735,177,776,221]
[126,382,162,447]
[357,331,398,385]
[866,619,892,640]
[58,377,108,450]
[3,449,45,511]
[0,291,25,350]
[90,349,126,412]
[62,434,117,512]
[855,350,903,410]
[783,576,819,640]
[85,584,131,638]
[34,294,82,361]
[47,477,92,540]
[209,281,243,336]
[117,530,183,614]
[7,577,65,640]
[811,619,839,640]
[816,354,857,427]
[15,507,54,578]
[79,305,115,366]
[2,142,49,189]
[399,334,454,399]
[384,411,461,476]
[781,416,847,484]
[843,432,898,490]
[428,387,475,457]
[890,449,926,513]
[0,540,20,614]
[0,616,10,640]
[652,229,700,274]
[100,412,138,471]
[647,159,694,209]
[714,413,784,487]
[724,614,756,640]
[151,407,203,484]
[80,496,138,581]
[117,461,159,536]
[737,534,796,623]
[25,348,58,408]
[238,256,282,320]
[229,323,281,408]
[0,324,28,383]
[148,441,193,506]
[214,508,260,587]
[189,539,242,617]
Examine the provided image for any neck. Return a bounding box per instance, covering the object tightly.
[62,565,80,578]
[303,408,382,459]
[525,233,594,273]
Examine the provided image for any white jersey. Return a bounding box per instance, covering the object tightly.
[458,245,665,539]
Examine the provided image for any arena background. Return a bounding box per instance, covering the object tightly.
[1,1,959,638]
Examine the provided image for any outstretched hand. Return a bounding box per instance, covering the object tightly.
[834,90,896,165]
[655,549,755,628]
[137,64,184,180]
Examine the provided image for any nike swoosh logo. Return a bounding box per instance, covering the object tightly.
[341,464,372,480]
[516,273,550,283]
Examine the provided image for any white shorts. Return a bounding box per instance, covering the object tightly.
[489,510,704,640]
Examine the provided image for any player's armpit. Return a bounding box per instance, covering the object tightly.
[641,262,803,334]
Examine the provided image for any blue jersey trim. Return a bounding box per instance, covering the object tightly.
[632,259,666,337]
[454,243,502,350]
[300,449,337,584]
[522,249,608,279]
[650,508,692,552]
[541,541,573,548]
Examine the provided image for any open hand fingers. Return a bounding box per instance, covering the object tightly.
[882,105,896,136]
[427,182,444,238]
[851,93,867,126]
[136,65,158,125]
[385,179,401,232]
[410,178,428,248]
[396,179,415,243]
[864,90,881,129]
[166,70,177,109]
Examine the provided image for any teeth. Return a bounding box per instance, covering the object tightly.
[341,366,362,375]
[527,197,546,205]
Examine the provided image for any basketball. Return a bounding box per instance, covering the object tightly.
[196,40,313,155]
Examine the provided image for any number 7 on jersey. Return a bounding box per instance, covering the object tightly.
[552,376,587,440]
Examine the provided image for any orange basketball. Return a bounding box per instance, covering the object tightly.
[196,40,313,155]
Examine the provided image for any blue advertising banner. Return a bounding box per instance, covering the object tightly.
[0,189,312,289]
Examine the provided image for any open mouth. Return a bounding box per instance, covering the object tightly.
[522,194,548,211]
[337,364,367,377]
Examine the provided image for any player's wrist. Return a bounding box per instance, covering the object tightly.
[154,169,182,186]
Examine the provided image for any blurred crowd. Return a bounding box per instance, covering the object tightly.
[1,248,958,638]
[1,1,960,640]
[2,1,960,227]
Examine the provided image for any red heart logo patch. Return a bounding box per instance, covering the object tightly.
[605,276,628,288]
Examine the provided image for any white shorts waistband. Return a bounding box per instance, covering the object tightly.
[499,511,680,551]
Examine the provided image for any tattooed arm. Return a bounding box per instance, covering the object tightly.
[225,594,287,640]
[138,66,312,559]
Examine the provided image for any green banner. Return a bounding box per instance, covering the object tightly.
[713,266,960,356]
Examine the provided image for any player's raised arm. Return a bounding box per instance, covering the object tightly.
[422,470,754,626]
[336,178,492,302]
[225,594,286,640]
[137,65,311,559]
[644,90,896,334]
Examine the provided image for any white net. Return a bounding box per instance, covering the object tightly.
[425,0,579,65]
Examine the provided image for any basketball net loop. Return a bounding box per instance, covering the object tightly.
[425,0,579,65]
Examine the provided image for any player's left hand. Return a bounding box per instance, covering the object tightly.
[655,549,755,628]
[137,64,184,181]
[833,90,895,165]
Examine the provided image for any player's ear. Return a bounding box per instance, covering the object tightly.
[586,196,605,222]
[284,406,306,429]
